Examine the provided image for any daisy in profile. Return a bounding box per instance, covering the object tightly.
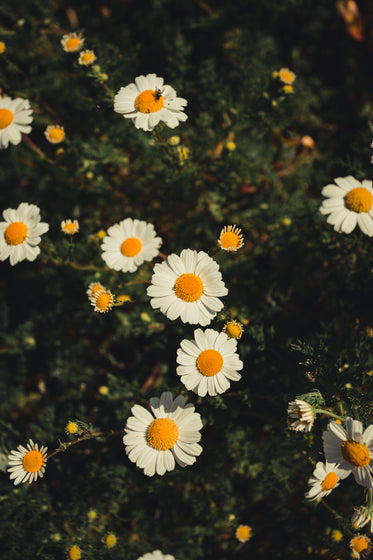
[319,176,373,236]
[352,506,373,533]
[218,225,244,252]
[78,50,97,66]
[287,399,315,432]
[323,417,373,488]
[235,524,252,543]
[89,288,115,313]
[176,328,243,397]
[101,218,162,273]
[114,73,188,132]
[0,96,33,149]
[61,32,84,52]
[123,392,203,477]
[147,249,228,326]
[137,552,175,560]
[61,219,79,235]
[0,202,49,265]
[44,124,65,144]
[305,461,350,501]
[86,281,106,298]
[7,439,48,485]
[350,534,372,559]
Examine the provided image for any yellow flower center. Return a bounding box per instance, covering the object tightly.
[344,187,373,213]
[146,417,179,450]
[68,545,81,560]
[48,128,64,142]
[279,69,295,84]
[135,90,164,113]
[65,38,80,51]
[0,42,6,54]
[225,322,243,339]
[219,231,241,250]
[174,273,204,302]
[63,223,78,234]
[321,471,339,492]
[95,292,113,311]
[341,439,371,467]
[120,237,142,257]
[105,534,117,548]
[352,536,369,554]
[196,349,223,376]
[5,221,28,245]
[66,421,78,434]
[22,449,44,473]
[236,525,251,541]
[0,108,14,129]
[82,52,95,64]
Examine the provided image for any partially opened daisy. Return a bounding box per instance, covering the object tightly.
[114,73,188,132]
[61,219,79,235]
[320,176,373,236]
[123,392,203,476]
[223,319,244,340]
[147,249,228,326]
[0,202,49,265]
[101,218,162,273]
[350,534,372,559]
[323,417,373,488]
[278,68,296,85]
[235,524,252,543]
[61,32,84,52]
[7,439,48,485]
[44,124,65,144]
[0,96,33,149]
[352,506,373,533]
[137,552,175,560]
[176,328,243,396]
[78,50,97,66]
[287,399,315,432]
[218,225,244,252]
[305,461,350,501]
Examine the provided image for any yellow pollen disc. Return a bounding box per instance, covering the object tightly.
[66,422,78,434]
[63,223,77,233]
[120,237,142,257]
[135,90,164,113]
[236,525,251,541]
[82,53,94,64]
[344,187,373,213]
[279,69,295,84]
[146,417,179,450]
[341,439,371,467]
[105,534,117,548]
[66,38,80,51]
[0,108,14,129]
[225,322,242,339]
[5,221,28,245]
[196,349,223,377]
[321,471,338,491]
[95,292,113,311]
[48,128,64,142]
[22,449,44,473]
[174,273,204,302]
[219,231,240,250]
[352,537,369,553]
[68,545,81,560]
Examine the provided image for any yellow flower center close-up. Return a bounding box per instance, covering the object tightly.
[68,544,82,560]
[236,524,251,542]
[5,221,28,245]
[174,273,204,302]
[279,68,295,84]
[65,38,80,51]
[224,321,243,339]
[120,237,142,257]
[341,439,371,467]
[352,536,369,554]
[0,42,6,54]
[321,471,339,492]
[135,90,164,113]
[95,292,113,311]
[146,417,179,450]
[105,533,117,548]
[22,449,44,473]
[0,108,14,129]
[65,421,78,434]
[219,231,241,250]
[48,128,65,143]
[344,187,373,213]
[196,349,224,377]
[82,52,95,64]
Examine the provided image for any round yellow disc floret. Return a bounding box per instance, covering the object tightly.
[135,90,164,113]
[321,471,338,492]
[0,108,13,129]
[146,417,179,450]
[120,237,142,257]
[5,221,28,245]
[344,187,373,213]
[22,449,44,473]
[174,273,204,302]
[341,439,370,467]
[196,349,223,377]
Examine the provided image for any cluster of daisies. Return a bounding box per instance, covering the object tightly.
[288,399,373,557]
[271,67,296,94]
[61,31,97,66]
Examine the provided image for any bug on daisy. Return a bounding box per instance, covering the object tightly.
[7,439,48,485]
[0,95,33,149]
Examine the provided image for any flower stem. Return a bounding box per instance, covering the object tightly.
[313,409,345,422]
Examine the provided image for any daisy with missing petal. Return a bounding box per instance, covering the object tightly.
[218,225,244,252]
[114,73,188,132]
[176,328,243,397]
[137,552,175,560]
[0,96,33,149]
[44,124,65,144]
[350,534,372,559]
[0,202,49,265]
[323,417,373,488]
[101,218,162,273]
[287,399,315,432]
[61,32,84,53]
[305,461,350,501]
[7,439,47,485]
[123,392,203,477]
[147,249,228,326]
[319,176,373,236]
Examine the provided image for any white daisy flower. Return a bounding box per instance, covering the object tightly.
[0,96,33,149]
[44,124,65,144]
[61,32,84,53]
[323,417,373,488]
[7,438,48,485]
[137,551,175,560]
[61,219,79,235]
[218,225,244,252]
[101,218,162,273]
[89,288,115,313]
[305,461,350,501]
[287,399,315,432]
[350,534,372,559]
[123,392,203,477]
[352,507,373,533]
[78,50,97,66]
[0,202,49,265]
[147,249,228,326]
[319,176,373,236]
[114,73,188,132]
[176,328,243,396]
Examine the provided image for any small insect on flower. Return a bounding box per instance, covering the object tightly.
[218,225,244,252]
[61,219,79,235]
[350,534,372,559]
[154,88,164,100]
[44,124,65,144]
[67,544,82,560]
[7,439,48,485]
[61,32,84,53]
[235,524,252,543]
